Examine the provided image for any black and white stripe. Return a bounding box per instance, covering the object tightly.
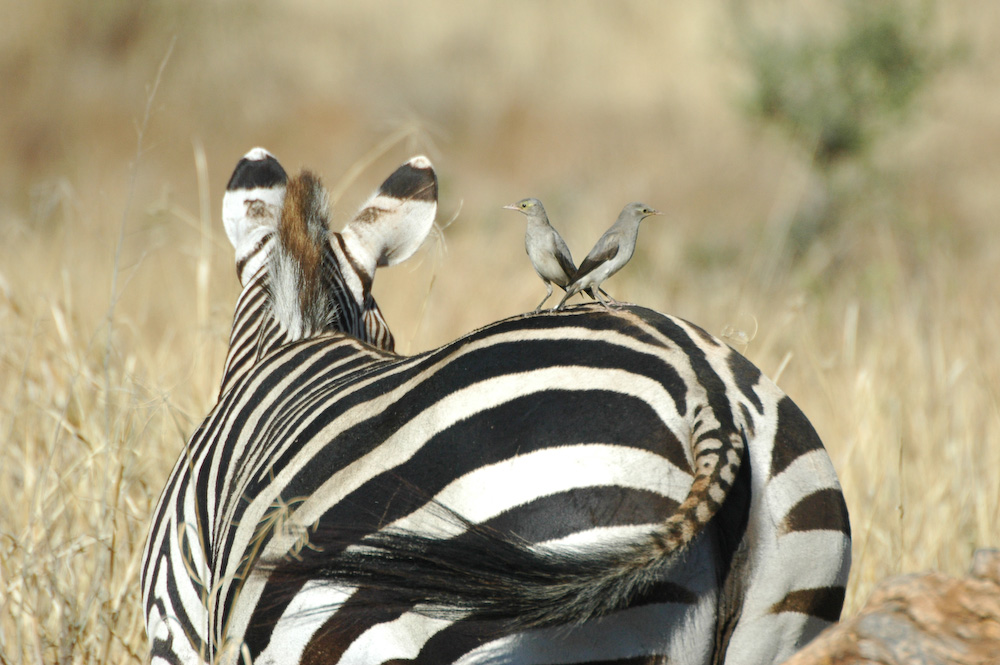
[141,149,850,665]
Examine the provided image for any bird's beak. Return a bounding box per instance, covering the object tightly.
[651,209,664,217]
[502,204,518,211]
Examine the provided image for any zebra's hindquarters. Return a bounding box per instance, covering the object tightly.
[209,307,846,664]
[145,302,849,665]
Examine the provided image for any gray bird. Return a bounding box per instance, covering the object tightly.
[504,198,581,311]
[556,202,662,310]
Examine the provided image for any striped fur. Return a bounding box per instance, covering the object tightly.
[141,149,850,665]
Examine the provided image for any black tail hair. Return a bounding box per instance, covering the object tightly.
[262,501,695,631]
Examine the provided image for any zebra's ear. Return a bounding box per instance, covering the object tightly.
[340,156,438,277]
[222,148,288,260]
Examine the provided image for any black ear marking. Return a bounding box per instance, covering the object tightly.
[377,157,437,202]
[227,149,288,192]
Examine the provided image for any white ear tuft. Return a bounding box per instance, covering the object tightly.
[340,156,438,281]
[223,148,288,282]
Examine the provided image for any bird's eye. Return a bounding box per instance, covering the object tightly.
[521,202,530,209]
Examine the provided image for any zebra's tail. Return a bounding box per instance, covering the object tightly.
[268,426,746,629]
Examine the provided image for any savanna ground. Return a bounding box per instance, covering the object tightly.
[1,2,998,662]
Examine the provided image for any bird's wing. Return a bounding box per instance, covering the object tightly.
[552,233,578,280]
[573,232,620,280]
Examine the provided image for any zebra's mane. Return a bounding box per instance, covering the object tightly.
[269,171,338,340]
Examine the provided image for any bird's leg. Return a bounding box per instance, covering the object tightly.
[535,282,554,311]
[584,287,614,306]
[554,289,574,310]
[594,288,614,309]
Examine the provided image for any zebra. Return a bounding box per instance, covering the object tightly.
[141,147,851,665]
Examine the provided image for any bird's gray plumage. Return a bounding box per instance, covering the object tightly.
[556,202,661,309]
[504,198,581,311]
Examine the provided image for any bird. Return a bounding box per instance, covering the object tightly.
[556,202,662,310]
[503,198,581,311]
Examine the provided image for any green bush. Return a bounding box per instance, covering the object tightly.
[737,0,943,168]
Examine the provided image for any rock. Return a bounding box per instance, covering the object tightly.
[781,548,1000,665]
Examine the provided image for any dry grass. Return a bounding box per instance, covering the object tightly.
[2,1,999,662]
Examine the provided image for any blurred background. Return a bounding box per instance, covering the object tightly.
[1,1,998,662]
